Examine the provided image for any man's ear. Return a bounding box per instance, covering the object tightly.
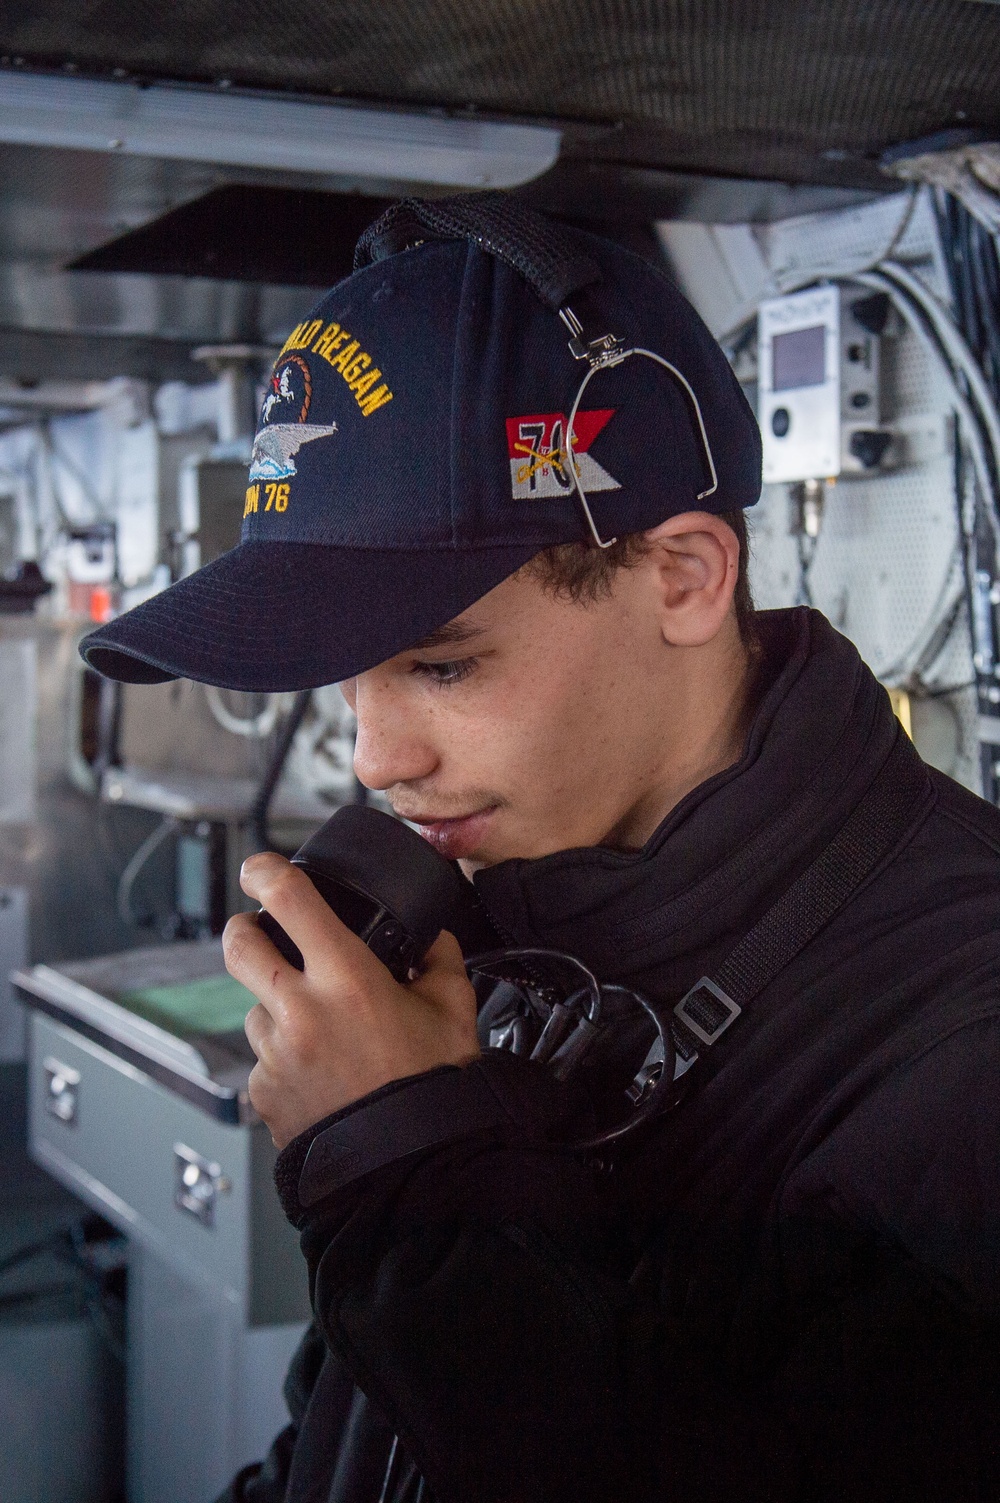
[641,511,741,648]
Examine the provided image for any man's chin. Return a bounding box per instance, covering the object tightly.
[459,827,557,875]
[458,843,520,877]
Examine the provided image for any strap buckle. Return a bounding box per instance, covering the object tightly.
[559,306,626,369]
[674,977,741,1047]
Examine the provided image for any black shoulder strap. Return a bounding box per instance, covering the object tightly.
[636,731,935,1094]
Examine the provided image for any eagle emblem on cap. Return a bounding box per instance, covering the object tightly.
[248,422,338,482]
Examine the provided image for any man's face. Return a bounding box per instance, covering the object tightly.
[339,558,700,870]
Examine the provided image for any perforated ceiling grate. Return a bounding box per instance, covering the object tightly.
[1,1,998,190]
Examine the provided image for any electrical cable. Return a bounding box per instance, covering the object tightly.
[890,202,1000,792]
[715,206,996,707]
[850,266,996,691]
[39,420,114,522]
[878,259,1000,487]
[874,548,965,688]
[0,1221,127,1361]
[952,413,980,692]
[878,184,922,267]
[0,1228,67,1278]
[92,675,123,782]
[718,186,924,343]
[249,689,313,852]
[721,253,985,689]
[957,200,983,356]
[934,191,966,324]
[853,271,999,530]
[968,218,1000,401]
[779,188,922,287]
[717,193,996,770]
[907,577,967,685]
[0,1281,78,1313]
[20,427,63,568]
[33,425,75,535]
[726,203,1000,500]
[949,411,1000,792]
[794,531,818,609]
[116,814,180,927]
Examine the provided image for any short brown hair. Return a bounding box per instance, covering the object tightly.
[521,509,759,652]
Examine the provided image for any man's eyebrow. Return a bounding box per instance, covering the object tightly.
[409,621,485,651]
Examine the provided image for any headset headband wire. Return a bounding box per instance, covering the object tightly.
[565,348,720,549]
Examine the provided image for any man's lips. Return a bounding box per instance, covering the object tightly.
[404,807,498,860]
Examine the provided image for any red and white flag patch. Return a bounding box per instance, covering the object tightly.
[505,409,620,501]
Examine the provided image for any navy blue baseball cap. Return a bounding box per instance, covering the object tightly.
[81,194,761,692]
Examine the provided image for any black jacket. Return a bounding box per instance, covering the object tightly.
[222,608,1000,1503]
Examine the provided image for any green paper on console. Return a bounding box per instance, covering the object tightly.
[118,973,257,1036]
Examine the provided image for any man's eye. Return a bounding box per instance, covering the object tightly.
[412,657,478,685]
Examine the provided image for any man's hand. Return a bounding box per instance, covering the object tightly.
[224,851,480,1148]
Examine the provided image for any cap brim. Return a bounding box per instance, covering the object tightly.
[81,540,542,692]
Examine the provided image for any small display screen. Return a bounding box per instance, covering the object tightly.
[772,324,826,391]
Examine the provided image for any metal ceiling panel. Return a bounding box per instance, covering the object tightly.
[0,72,561,187]
[0,144,326,358]
[0,327,215,384]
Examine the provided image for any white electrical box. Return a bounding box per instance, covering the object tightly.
[760,285,892,484]
[759,285,842,484]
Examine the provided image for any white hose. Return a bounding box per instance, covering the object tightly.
[879,259,1000,479]
[853,271,998,523]
[117,816,179,927]
[204,683,280,738]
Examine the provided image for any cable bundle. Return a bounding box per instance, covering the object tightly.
[845,194,1000,799]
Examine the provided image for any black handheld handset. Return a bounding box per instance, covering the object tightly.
[256,805,677,1151]
[256,804,478,981]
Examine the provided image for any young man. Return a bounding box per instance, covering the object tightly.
[84,197,1000,1503]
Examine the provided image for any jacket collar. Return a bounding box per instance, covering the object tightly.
[473,608,904,992]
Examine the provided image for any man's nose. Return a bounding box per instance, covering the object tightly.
[351,673,439,791]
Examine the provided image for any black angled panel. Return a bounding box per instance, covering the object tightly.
[68,185,391,286]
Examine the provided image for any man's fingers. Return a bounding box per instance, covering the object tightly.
[239,851,372,978]
[419,927,469,978]
[243,1001,276,1061]
[222,910,297,1011]
[410,929,478,1018]
[240,850,316,908]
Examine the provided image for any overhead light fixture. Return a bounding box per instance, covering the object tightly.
[0,72,561,189]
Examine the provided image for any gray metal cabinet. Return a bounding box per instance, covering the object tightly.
[17,944,311,1503]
